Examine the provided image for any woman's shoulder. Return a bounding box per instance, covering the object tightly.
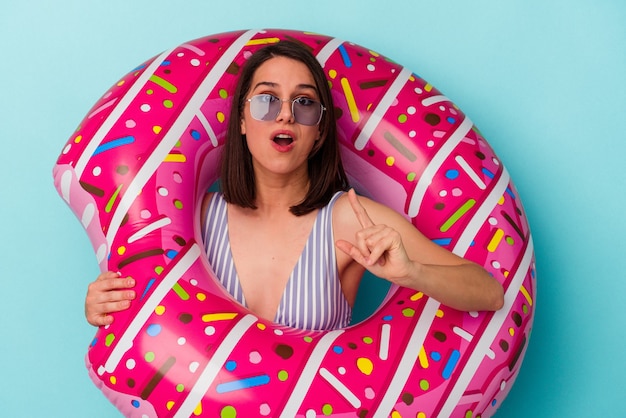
[332,190,415,235]
[201,191,217,210]
[200,191,220,229]
[333,191,397,218]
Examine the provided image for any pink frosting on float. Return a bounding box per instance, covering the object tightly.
[53,29,536,418]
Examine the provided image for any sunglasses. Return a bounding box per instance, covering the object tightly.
[246,94,326,126]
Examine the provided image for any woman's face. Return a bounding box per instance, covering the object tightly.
[240,56,322,178]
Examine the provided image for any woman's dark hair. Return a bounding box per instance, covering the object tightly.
[219,40,349,216]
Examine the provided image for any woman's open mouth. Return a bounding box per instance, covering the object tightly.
[273,133,294,147]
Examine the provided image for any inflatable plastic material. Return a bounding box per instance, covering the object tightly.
[53,29,536,417]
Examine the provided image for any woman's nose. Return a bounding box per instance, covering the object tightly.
[275,99,295,123]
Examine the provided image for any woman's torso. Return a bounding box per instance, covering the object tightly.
[202,191,353,330]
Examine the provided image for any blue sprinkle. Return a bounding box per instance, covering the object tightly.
[446,116,456,124]
[166,249,178,259]
[131,400,140,408]
[430,351,441,362]
[445,169,459,180]
[433,238,452,246]
[338,44,352,68]
[442,349,461,379]
[141,278,156,300]
[161,60,171,66]
[190,129,201,140]
[492,399,498,407]
[216,374,270,393]
[146,324,162,337]
[90,337,98,347]
[382,315,393,321]
[93,136,135,156]
[225,360,237,371]
[505,187,516,199]
[130,64,147,72]
[333,346,344,354]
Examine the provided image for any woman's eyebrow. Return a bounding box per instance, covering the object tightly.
[252,81,277,90]
[252,81,318,93]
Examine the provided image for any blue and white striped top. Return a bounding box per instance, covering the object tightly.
[202,192,351,331]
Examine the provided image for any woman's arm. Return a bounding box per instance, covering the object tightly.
[84,192,214,327]
[335,189,504,312]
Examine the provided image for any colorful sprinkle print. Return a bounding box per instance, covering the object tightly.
[53,29,536,418]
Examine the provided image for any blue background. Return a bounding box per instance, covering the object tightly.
[1,1,624,416]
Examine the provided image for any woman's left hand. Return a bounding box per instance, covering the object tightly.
[335,189,418,287]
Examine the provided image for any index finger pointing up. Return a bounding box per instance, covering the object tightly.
[348,189,375,228]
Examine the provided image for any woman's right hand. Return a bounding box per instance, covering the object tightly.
[85,271,136,326]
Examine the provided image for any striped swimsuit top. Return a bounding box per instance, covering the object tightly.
[202,192,352,331]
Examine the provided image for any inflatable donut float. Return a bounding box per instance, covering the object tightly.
[53,29,536,417]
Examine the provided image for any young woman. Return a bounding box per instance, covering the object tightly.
[85,42,504,330]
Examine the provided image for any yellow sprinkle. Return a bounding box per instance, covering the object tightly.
[109,376,117,385]
[246,37,280,45]
[418,346,429,369]
[391,412,401,418]
[202,313,238,322]
[436,309,444,318]
[520,285,533,306]
[116,80,125,87]
[217,111,225,123]
[163,154,186,163]
[509,327,515,336]
[196,292,207,301]
[498,195,505,205]
[357,357,374,375]
[424,83,433,92]
[117,246,126,255]
[193,402,202,415]
[328,69,337,79]
[257,323,266,331]
[340,77,359,123]
[153,126,162,134]
[155,305,166,315]
[166,401,175,410]
[410,292,424,301]
[487,228,505,252]
[386,156,395,166]
[74,135,82,143]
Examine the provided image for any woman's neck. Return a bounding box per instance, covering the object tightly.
[252,168,310,214]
